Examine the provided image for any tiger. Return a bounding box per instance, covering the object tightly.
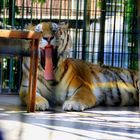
[19,22,71,110]
[19,22,139,111]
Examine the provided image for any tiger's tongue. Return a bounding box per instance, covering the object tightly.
[44,44,54,80]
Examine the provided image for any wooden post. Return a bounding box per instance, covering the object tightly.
[27,39,39,112]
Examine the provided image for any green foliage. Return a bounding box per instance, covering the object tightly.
[125,0,138,70]
[125,0,134,30]
[32,0,47,5]
[0,0,8,12]
[97,0,102,9]
[125,0,136,43]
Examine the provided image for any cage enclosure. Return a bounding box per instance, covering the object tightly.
[0,0,138,94]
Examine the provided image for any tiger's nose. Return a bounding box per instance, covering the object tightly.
[43,36,54,44]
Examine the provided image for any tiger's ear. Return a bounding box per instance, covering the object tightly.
[35,23,43,32]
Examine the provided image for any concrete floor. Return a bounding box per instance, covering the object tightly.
[0,95,140,140]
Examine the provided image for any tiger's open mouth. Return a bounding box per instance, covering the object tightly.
[40,46,58,70]
[40,44,58,80]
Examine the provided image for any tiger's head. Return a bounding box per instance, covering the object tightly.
[25,22,72,69]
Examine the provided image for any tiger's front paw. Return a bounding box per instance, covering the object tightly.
[62,100,88,111]
[35,96,49,111]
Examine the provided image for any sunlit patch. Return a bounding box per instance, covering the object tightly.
[0,107,140,140]
[36,123,140,140]
[84,110,140,115]
[0,108,5,111]
[0,113,9,117]
[4,110,26,114]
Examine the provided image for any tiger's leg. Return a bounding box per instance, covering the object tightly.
[35,95,50,111]
[63,86,96,111]
[20,58,50,111]
[19,86,49,111]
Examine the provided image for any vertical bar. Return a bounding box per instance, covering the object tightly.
[21,0,25,29]
[31,39,39,111]
[108,0,113,66]
[3,0,6,28]
[35,2,38,20]
[86,0,91,61]
[28,40,34,112]
[30,0,33,24]
[92,0,98,62]
[47,0,53,20]
[59,0,62,21]
[121,1,126,68]
[12,0,15,27]
[136,0,140,115]
[111,1,117,67]
[0,58,2,93]
[1,58,3,93]
[67,0,70,21]
[50,0,53,20]
[40,4,43,22]
[17,58,22,92]
[131,1,137,69]
[9,0,15,27]
[118,0,123,68]
[9,58,13,93]
[82,0,91,60]
[98,0,106,65]
[82,0,87,60]
[127,0,133,69]
[27,39,39,112]
[74,0,79,58]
